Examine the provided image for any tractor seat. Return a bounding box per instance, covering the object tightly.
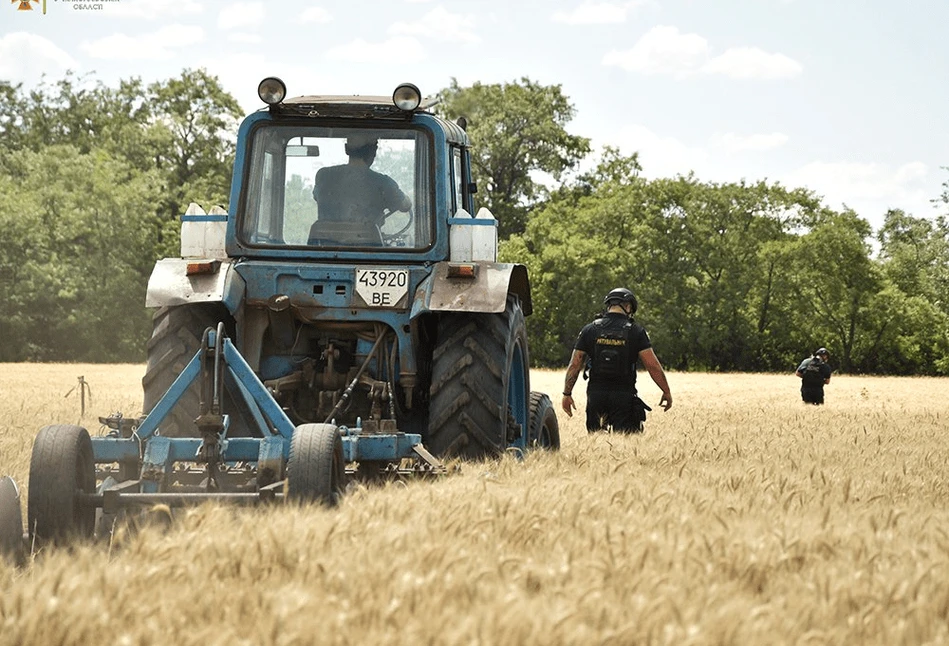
[308,220,383,247]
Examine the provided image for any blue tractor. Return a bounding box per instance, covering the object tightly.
[0,79,559,554]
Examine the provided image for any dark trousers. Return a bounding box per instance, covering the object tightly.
[586,389,644,433]
[801,386,825,405]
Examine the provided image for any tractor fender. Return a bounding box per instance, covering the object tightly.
[411,262,532,317]
[145,258,245,312]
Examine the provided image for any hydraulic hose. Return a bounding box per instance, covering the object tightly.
[323,331,388,424]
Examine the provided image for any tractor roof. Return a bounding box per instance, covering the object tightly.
[270,94,441,120]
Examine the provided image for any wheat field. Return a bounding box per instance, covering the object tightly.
[1,364,948,645]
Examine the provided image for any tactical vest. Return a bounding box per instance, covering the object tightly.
[801,358,825,387]
[590,317,633,380]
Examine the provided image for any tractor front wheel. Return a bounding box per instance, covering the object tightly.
[28,425,96,545]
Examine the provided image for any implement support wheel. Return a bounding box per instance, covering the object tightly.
[28,425,96,545]
[0,476,24,564]
[287,424,346,506]
[528,391,561,450]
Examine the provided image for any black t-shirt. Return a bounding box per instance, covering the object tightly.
[574,312,652,392]
[312,164,407,224]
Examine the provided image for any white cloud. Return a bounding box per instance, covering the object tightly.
[603,126,935,229]
[784,161,934,218]
[81,25,204,61]
[603,25,802,80]
[605,125,789,177]
[0,32,79,84]
[196,54,319,113]
[894,161,928,184]
[700,47,802,79]
[108,0,203,20]
[602,25,708,76]
[712,132,790,153]
[300,7,332,24]
[228,33,263,45]
[390,7,479,44]
[218,3,264,31]
[610,123,711,177]
[325,37,425,64]
[551,1,643,25]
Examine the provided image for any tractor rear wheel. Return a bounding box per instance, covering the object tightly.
[528,391,561,450]
[28,425,96,545]
[287,424,346,506]
[427,296,530,460]
[142,304,246,437]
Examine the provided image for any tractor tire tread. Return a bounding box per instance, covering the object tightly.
[427,298,528,460]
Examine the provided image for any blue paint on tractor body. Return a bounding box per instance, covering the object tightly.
[90,330,426,495]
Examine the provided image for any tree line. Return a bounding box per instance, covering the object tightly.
[0,70,946,374]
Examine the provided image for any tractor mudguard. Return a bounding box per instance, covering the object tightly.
[411,262,532,317]
[145,258,245,311]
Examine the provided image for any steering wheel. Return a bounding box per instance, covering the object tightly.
[380,207,414,245]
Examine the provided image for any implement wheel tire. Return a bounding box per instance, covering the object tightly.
[142,304,248,437]
[287,424,346,506]
[427,296,530,460]
[28,425,95,545]
[528,391,560,450]
[0,477,24,564]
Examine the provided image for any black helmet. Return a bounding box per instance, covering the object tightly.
[603,287,638,314]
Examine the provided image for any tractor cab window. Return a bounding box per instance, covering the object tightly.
[241,125,433,251]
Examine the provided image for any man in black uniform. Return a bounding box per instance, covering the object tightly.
[562,287,672,433]
[795,347,832,405]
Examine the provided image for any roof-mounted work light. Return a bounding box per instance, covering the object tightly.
[258,77,287,106]
[392,83,422,111]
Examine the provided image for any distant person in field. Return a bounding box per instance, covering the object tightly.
[562,287,672,433]
[796,347,832,405]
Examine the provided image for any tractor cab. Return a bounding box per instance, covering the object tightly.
[227,79,472,264]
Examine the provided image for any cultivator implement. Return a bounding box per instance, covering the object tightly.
[0,325,444,557]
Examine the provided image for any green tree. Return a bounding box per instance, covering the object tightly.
[437,78,590,238]
[503,150,650,366]
[0,72,149,160]
[875,209,949,374]
[0,68,244,361]
[783,210,883,372]
[144,69,244,255]
[509,154,833,371]
[0,145,161,361]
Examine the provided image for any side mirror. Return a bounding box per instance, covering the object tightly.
[468,181,478,195]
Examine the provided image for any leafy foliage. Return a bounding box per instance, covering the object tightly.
[508,150,949,375]
[0,70,945,375]
[436,78,590,239]
[0,69,241,361]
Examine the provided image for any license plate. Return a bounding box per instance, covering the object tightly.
[355,268,409,308]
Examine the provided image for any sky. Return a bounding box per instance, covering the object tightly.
[1,0,946,234]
